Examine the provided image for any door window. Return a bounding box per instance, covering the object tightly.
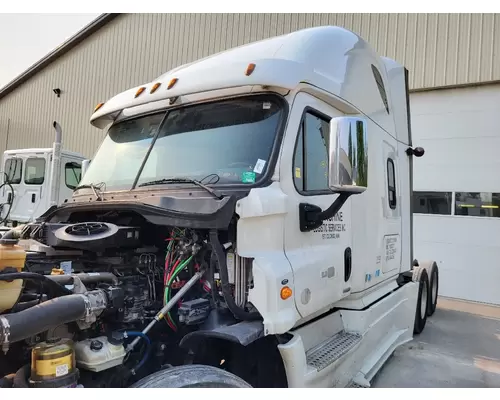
[65,162,82,189]
[4,158,22,184]
[293,110,331,193]
[24,158,46,185]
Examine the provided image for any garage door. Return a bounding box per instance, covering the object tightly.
[411,84,500,306]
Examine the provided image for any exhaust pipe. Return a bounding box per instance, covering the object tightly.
[49,121,62,208]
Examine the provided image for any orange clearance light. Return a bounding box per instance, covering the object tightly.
[94,102,104,112]
[280,286,292,300]
[245,63,256,76]
[135,87,146,98]
[167,78,178,90]
[150,82,162,94]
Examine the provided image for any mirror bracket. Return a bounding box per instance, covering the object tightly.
[405,146,425,158]
[299,193,352,232]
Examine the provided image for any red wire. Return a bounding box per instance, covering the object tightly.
[163,252,171,285]
[167,258,180,284]
[166,316,177,331]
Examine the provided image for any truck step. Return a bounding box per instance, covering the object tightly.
[306,331,362,372]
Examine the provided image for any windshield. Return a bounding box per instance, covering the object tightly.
[79,95,285,191]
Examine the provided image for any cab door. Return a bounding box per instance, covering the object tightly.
[58,156,82,205]
[13,155,48,223]
[1,157,23,222]
[379,140,402,276]
[280,92,353,320]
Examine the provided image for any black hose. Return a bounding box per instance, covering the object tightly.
[209,230,260,321]
[11,299,40,312]
[0,294,88,345]
[0,227,21,245]
[0,272,72,297]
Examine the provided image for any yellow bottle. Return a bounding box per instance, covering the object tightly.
[0,242,26,313]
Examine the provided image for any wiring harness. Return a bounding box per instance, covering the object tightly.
[162,229,208,331]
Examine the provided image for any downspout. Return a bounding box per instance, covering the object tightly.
[49,121,62,207]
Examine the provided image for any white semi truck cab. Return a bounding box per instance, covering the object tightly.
[0,26,439,389]
[0,123,86,227]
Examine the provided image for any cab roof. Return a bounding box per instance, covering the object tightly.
[3,148,85,159]
[91,25,403,135]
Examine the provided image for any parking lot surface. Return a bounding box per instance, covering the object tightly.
[372,298,500,388]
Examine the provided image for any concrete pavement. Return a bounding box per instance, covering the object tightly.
[372,298,500,388]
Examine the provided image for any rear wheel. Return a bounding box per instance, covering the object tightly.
[130,364,252,388]
[427,263,439,317]
[413,268,429,335]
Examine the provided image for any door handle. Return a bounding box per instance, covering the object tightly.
[7,192,12,204]
[31,193,36,203]
[344,247,352,282]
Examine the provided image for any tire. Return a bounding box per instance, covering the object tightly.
[130,364,253,388]
[12,365,29,388]
[413,268,429,335]
[427,263,439,317]
[0,374,15,388]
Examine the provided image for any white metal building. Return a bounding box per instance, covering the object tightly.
[0,13,499,305]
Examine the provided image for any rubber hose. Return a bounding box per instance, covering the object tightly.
[11,299,40,312]
[0,227,20,245]
[209,230,260,321]
[48,272,119,286]
[0,294,88,345]
[125,331,151,374]
[12,365,29,388]
[0,272,72,296]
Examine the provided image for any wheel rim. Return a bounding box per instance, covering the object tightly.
[421,282,428,319]
[431,274,438,304]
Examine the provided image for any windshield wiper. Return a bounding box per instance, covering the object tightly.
[138,178,224,200]
[74,183,103,201]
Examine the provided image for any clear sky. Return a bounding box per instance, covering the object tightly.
[0,13,100,89]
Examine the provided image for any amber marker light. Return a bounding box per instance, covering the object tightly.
[167,78,178,90]
[150,82,161,94]
[135,87,146,98]
[94,102,104,112]
[245,63,256,76]
[280,286,293,300]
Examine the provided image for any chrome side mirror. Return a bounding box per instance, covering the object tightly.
[328,116,368,194]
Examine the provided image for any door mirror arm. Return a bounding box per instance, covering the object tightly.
[298,116,368,233]
[299,193,351,232]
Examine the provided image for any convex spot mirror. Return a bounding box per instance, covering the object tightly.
[328,116,368,194]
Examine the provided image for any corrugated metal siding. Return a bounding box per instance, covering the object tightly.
[0,13,499,158]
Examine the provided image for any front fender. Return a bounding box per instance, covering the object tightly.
[179,320,265,350]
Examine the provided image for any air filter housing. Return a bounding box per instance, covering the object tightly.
[44,222,141,251]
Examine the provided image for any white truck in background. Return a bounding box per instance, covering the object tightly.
[0,26,440,389]
[0,122,85,229]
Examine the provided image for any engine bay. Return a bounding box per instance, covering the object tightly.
[0,207,261,388]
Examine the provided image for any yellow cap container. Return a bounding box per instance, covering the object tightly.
[0,242,26,313]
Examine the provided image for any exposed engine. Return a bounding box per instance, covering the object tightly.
[0,210,259,388]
